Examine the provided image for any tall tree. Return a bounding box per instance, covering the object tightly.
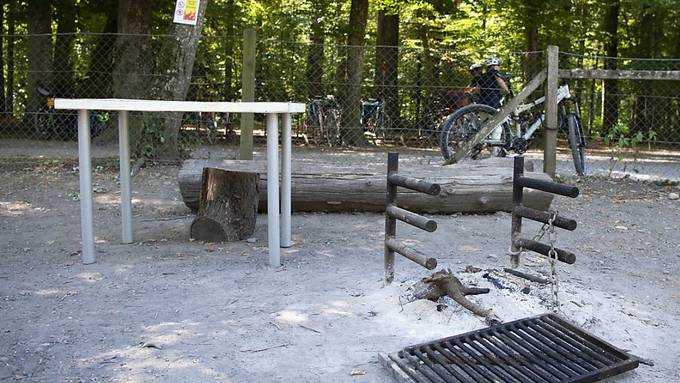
[340,0,368,145]
[373,6,400,132]
[113,0,152,99]
[53,0,77,98]
[26,0,52,120]
[83,6,117,98]
[156,0,209,158]
[109,0,153,146]
[602,0,620,134]
[633,2,664,134]
[6,0,15,116]
[305,2,325,99]
[521,0,540,79]
[222,0,236,100]
[0,1,6,114]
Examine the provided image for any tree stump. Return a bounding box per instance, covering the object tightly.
[190,167,259,242]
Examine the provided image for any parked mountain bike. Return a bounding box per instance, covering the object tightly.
[304,95,341,146]
[361,98,386,143]
[440,83,587,175]
[421,88,470,140]
[34,83,109,140]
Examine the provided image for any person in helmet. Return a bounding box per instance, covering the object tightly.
[466,63,484,103]
[469,63,483,82]
[478,57,511,109]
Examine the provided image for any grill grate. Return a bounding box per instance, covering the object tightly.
[384,314,639,383]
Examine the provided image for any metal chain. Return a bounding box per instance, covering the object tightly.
[547,210,561,313]
[507,211,554,257]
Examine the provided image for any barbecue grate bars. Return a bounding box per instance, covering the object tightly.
[382,314,639,383]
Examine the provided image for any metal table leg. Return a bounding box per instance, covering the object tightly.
[281,113,292,248]
[118,111,133,243]
[77,109,95,264]
[266,113,281,267]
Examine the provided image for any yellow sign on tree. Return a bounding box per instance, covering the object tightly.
[173,0,200,25]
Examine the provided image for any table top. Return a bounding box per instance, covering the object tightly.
[54,99,305,113]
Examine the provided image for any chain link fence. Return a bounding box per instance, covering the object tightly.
[258,38,545,150]
[553,52,680,180]
[0,33,243,159]
[1,33,679,167]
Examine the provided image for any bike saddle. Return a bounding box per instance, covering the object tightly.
[37,85,52,97]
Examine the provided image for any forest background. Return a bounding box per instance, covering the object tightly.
[1,0,678,158]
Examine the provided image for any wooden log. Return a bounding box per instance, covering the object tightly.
[503,268,548,284]
[178,157,554,214]
[402,269,492,317]
[190,168,259,242]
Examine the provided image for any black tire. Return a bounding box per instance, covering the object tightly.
[440,103,498,160]
[567,112,586,176]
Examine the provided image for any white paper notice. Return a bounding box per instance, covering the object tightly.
[173,0,200,25]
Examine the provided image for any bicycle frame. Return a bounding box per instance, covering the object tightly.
[483,84,572,147]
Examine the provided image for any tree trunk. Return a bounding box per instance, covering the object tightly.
[26,0,52,119]
[109,0,153,147]
[84,12,117,98]
[156,0,209,159]
[0,2,5,114]
[178,158,555,214]
[53,0,76,99]
[190,168,259,242]
[418,25,437,138]
[333,0,346,97]
[602,0,620,135]
[339,0,368,146]
[6,0,15,117]
[374,9,399,132]
[305,5,325,99]
[223,0,235,100]
[633,3,662,135]
[522,0,540,80]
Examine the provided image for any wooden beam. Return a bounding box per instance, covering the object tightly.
[559,69,680,81]
[446,70,546,165]
[544,45,559,176]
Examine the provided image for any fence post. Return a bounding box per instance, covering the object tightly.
[544,45,559,177]
[239,27,256,160]
[384,152,398,285]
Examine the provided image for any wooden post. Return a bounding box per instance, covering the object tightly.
[510,156,524,268]
[544,45,559,176]
[384,152,398,285]
[239,28,256,160]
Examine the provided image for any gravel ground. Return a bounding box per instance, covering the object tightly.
[1,148,679,382]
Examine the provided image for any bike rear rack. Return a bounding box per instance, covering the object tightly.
[510,156,579,267]
[384,152,441,284]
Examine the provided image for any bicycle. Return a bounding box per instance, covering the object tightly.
[361,98,387,143]
[421,88,470,140]
[440,83,587,176]
[304,95,341,147]
[34,83,109,140]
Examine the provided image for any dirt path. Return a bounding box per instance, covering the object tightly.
[1,154,679,382]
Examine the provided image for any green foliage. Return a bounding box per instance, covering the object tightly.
[139,113,167,159]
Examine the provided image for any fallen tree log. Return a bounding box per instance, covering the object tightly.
[178,157,554,214]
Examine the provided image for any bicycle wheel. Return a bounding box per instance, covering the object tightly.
[567,112,586,176]
[440,103,498,160]
[325,110,341,146]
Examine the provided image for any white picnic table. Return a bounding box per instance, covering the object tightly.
[54,99,305,267]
